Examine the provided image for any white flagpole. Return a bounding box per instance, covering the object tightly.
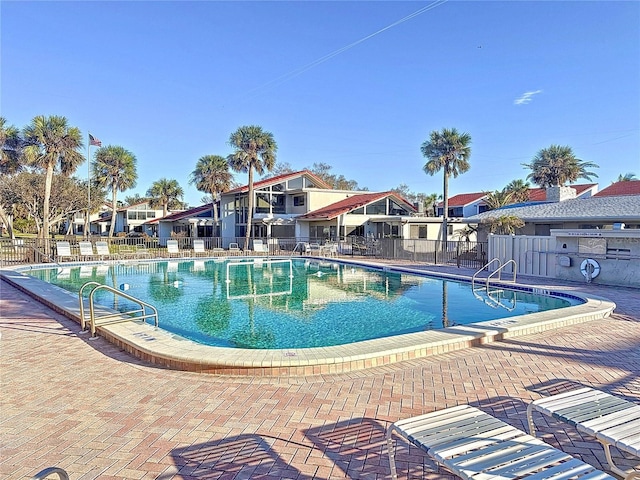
[87,134,91,239]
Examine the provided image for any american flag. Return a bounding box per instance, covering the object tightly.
[89,134,102,147]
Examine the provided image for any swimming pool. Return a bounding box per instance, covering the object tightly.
[25,258,582,349]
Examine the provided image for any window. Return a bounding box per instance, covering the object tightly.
[293,195,305,206]
[366,200,386,215]
[410,225,428,238]
[351,207,364,215]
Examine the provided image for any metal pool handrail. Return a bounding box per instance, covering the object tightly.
[472,257,502,290]
[31,466,69,480]
[78,281,159,338]
[487,259,517,288]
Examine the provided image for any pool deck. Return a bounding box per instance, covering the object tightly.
[0,259,616,376]
[2,262,639,479]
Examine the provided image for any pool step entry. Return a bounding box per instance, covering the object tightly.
[471,258,518,311]
[78,281,159,338]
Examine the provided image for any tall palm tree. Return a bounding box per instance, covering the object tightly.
[227,125,277,248]
[92,145,138,238]
[523,145,598,187]
[616,172,637,182]
[0,118,24,239]
[146,178,184,217]
[22,115,84,238]
[1,117,23,176]
[504,179,530,203]
[189,155,233,236]
[421,128,472,244]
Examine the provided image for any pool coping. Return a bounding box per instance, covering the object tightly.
[0,257,616,376]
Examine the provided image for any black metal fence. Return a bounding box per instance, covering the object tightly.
[0,236,488,269]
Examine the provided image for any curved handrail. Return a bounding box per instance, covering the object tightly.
[472,258,502,290]
[486,259,517,289]
[78,281,159,337]
[31,467,69,480]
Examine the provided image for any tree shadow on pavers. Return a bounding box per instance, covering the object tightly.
[524,379,640,475]
[170,434,314,480]
[304,417,456,479]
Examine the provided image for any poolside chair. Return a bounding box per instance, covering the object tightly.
[166,239,186,258]
[252,239,269,254]
[78,241,97,260]
[95,241,113,260]
[307,243,321,256]
[228,242,241,255]
[55,241,76,262]
[192,239,207,257]
[527,387,640,480]
[387,404,616,480]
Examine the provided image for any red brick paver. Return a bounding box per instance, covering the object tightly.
[1,271,639,479]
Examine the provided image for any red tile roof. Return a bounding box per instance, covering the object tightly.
[594,181,640,197]
[441,192,487,207]
[297,192,415,220]
[440,184,597,206]
[147,204,214,224]
[225,170,331,194]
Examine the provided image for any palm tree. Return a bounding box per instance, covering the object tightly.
[424,193,439,216]
[483,190,513,210]
[92,145,138,238]
[421,128,472,245]
[189,155,233,236]
[22,115,84,238]
[146,178,184,217]
[0,118,24,239]
[1,117,23,176]
[523,145,598,187]
[616,172,637,182]
[484,215,525,235]
[227,125,277,248]
[504,179,530,203]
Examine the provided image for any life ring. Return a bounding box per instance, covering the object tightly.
[580,259,600,279]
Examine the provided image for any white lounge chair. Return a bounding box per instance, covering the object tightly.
[193,239,207,257]
[527,387,640,480]
[55,241,76,262]
[252,239,269,254]
[78,241,97,260]
[307,243,321,255]
[95,241,113,260]
[387,404,616,480]
[166,239,186,258]
[228,243,241,255]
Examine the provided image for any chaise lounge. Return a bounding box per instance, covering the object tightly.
[387,404,616,479]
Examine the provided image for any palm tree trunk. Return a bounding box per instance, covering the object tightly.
[109,185,117,238]
[441,170,449,254]
[211,189,219,239]
[42,163,54,239]
[244,167,254,249]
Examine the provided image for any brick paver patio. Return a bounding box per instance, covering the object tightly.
[2,266,639,479]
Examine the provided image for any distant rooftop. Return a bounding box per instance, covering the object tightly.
[594,180,640,197]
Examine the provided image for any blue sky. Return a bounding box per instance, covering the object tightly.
[2,0,639,207]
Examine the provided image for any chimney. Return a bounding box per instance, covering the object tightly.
[546,186,576,202]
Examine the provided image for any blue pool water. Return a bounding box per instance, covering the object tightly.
[27,259,582,349]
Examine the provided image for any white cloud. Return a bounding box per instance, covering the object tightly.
[514,89,543,105]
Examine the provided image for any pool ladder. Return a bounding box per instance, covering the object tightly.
[78,281,159,338]
[472,258,517,289]
[471,258,518,311]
